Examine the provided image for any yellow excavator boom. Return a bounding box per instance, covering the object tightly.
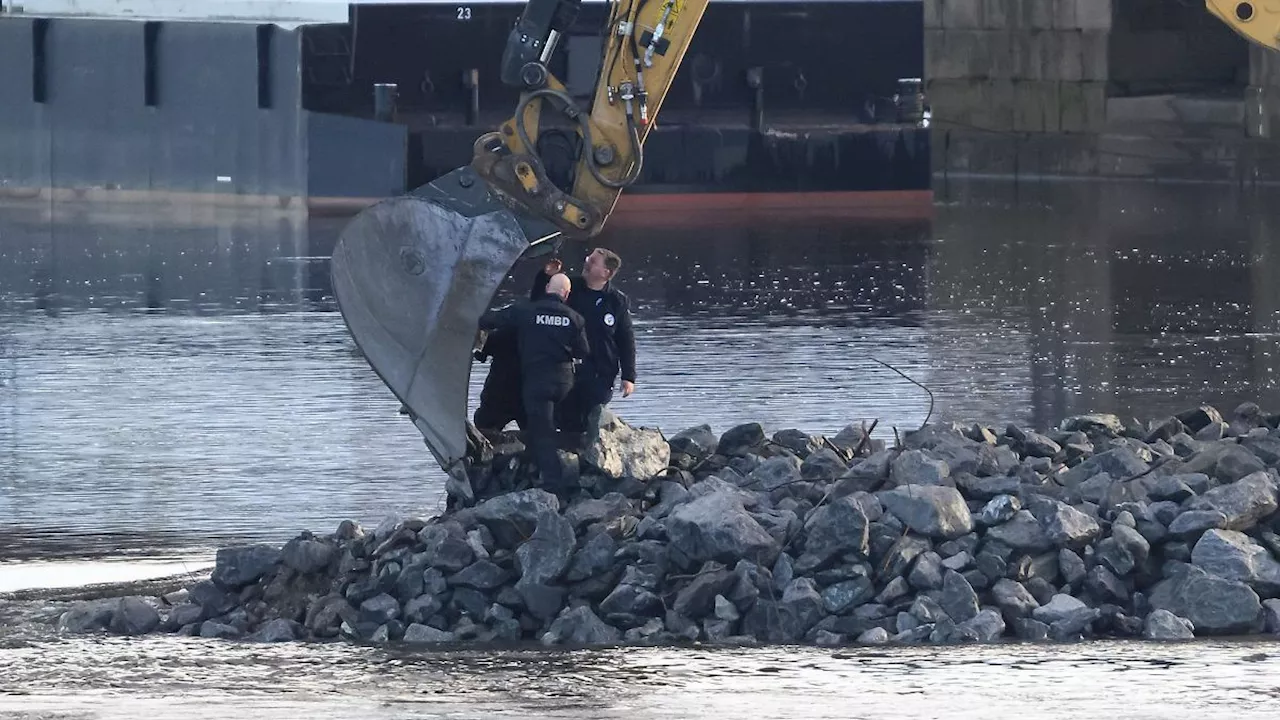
[328,0,710,489]
[1207,1,1280,51]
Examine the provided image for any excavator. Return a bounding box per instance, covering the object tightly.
[328,0,1277,489]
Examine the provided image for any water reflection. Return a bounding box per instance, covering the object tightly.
[0,613,1276,720]
[2,182,1280,559]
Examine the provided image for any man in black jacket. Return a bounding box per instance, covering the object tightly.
[531,247,636,435]
[480,273,589,487]
[471,325,524,433]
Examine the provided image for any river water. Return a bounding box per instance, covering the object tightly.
[2,179,1280,717]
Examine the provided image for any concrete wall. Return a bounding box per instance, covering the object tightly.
[925,0,1112,134]
[1109,0,1246,96]
[0,16,408,203]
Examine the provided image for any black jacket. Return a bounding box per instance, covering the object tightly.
[480,294,589,378]
[531,270,636,384]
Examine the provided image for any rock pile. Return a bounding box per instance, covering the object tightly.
[56,403,1280,647]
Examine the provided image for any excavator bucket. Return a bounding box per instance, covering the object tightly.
[329,165,560,490]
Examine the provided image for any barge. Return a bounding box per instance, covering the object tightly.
[0,0,931,215]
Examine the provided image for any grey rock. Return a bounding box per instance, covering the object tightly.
[748,454,803,491]
[1025,496,1101,548]
[880,535,931,579]
[564,493,634,532]
[957,474,1022,501]
[199,621,241,639]
[940,570,980,622]
[420,526,476,573]
[516,510,576,586]
[821,577,876,614]
[717,423,766,457]
[1085,565,1128,603]
[110,597,160,636]
[1167,510,1228,538]
[1190,529,1280,595]
[582,409,670,479]
[1211,445,1267,483]
[359,593,400,624]
[472,489,561,547]
[403,594,444,625]
[1143,609,1194,640]
[211,544,281,590]
[986,510,1053,552]
[835,450,894,494]
[673,566,738,619]
[773,429,826,458]
[953,607,1006,643]
[813,630,844,646]
[249,618,302,642]
[670,424,717,459]
[56,598,118,633]
[890,450,951,487]
[940,551,972,572]
[1185,471,1279,531]
[565,531,617,582]
[1059,548,1087,587]
[517,583,565,622]
[1031,594,1088,626]
[802,495,871,564]
[165,603,206,630]
[1149,565,1262,635]
[714,595,741,622]
[978,495,1020,526]
[1058,446,1149,487]
[404,623,456,643]
[1095,525,1151,577]
[1013,618,1050,641]
[280,538,334,574]
[779,578,827,638]
[1048,606,1100,640]
[599,583,664,623]
[908,551,944,590]
[1262,599,1280,634]
[990,579,1040,621]
[448,560,510,590]
[1021,431,1062,459]
[875,577,911,605]
[802,448,850,481]
[542,606,622,646]
[1148,476,1195,503]
[857,626,890,645]
[878,485,974,539]
[667,491,781,567]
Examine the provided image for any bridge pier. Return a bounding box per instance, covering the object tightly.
[927,0,1280,183]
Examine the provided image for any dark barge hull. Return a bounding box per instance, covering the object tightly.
[0,0,930,216]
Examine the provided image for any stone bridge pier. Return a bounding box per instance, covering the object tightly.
[926,0,1280,182]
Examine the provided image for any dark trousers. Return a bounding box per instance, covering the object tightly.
[522,372,573,487]
[556,367,615,434]
[474,390,524,432]
[474,361,524,432]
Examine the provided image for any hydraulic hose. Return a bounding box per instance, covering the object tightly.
[514,87,643,190]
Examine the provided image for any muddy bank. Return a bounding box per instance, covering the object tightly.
[53,403,1280,646]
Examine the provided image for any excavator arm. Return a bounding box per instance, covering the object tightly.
[474,0,708,237]
[1207,1,1280,51]
[329,0,708,490]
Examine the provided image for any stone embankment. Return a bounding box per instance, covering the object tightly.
[57,404,1280,647]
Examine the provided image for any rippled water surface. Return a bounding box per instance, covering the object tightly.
[3,180,1280,716]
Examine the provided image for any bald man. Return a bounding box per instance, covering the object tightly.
[478,272,589,489]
